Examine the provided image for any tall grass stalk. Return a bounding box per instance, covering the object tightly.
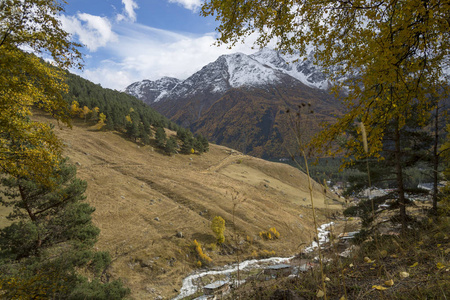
[359,122,374,223]
[229,191,245,299]
[286,104,327,299]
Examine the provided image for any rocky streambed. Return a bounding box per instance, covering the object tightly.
[173,222,339,300]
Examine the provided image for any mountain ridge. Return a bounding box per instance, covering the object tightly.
[125,49,341,158]
[125,49,330,105]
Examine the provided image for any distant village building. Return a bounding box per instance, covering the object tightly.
[264,264,292,278]
[417,183,434,191]
[203,281,229,297]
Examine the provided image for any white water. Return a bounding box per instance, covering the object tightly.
[172,256,294,300]
[303,222,335,253]
[172,222,335,299]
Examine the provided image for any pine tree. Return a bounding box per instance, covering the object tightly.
[194,137,205,154]
[344,115,433,228]
[180,135,194,154]
[0,157,129,298]
[126,121,140,142]
[165,137,178,156]
[155,127,167,149]
[200,135,209,152]
[140,123,150,145]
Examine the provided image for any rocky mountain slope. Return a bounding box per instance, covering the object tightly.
[125,49,342,158]
[28,114,343,299]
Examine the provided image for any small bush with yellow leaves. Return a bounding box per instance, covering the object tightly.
[193,240,212,266]
[259,227,280,240]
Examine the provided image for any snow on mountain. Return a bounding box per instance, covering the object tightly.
[125,48,330,105]
[125,76,180,104]
[250,48,328,89]
[167,55,230,98]
[224,52,283,87]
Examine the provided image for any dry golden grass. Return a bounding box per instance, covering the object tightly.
[2,114,344,299]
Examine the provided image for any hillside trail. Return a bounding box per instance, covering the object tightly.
[27,114,345,299]
[203,150,243,173]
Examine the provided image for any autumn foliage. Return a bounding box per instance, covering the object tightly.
[211,216,226,244]
[259,227,280,240]
[193,240,212,267]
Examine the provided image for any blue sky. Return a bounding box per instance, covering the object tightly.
[60,0,259,91]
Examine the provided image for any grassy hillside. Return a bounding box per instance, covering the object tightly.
[20,113,344,299]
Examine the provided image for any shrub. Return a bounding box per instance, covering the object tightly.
[211,216,226,244]
[251,249,276,258]
[259,227,280,240]
[193,240,212,266]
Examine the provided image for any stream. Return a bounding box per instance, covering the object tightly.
[172,222,335,300]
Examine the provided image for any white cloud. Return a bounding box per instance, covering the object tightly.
[60,13,117,51]
[168,0,203,11]
[116,0,139,22]
[76,23,261,90]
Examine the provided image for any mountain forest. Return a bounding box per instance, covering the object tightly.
[1,0,450,299]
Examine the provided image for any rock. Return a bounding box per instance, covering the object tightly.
[121,196,125,199]
[176,231,183,238]
[75,162,81,166]
[154,217,160,221]
[168,257,176,266]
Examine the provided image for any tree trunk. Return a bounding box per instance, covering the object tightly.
[19,184,42,252]
[432,105,439,213]
[394,120,407,231]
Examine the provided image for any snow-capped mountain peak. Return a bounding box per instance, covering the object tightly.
[223,52,282,88]
[250,48,328,90]
[125,76,180,103]
[125,48,330,105]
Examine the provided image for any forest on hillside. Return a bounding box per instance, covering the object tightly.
[64,72,209,155]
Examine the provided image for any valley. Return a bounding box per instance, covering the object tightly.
[32,114,344,299]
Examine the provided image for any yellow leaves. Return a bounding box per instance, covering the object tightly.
[193,239,212,264]
[399,271,410,278]
[409,262,419,268]
[436,262,445,269]
[364,257,375,263]
[211,216,226,244]
[316,289,325,297]
[0,41,77,185]
[71,100,80,116]
[372,285,388,291]
[384,279,394,286]
[98,113,107,125]
[259,227,280,240]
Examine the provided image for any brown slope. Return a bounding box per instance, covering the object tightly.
[32,114,343,299]
[191,83,341,158]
